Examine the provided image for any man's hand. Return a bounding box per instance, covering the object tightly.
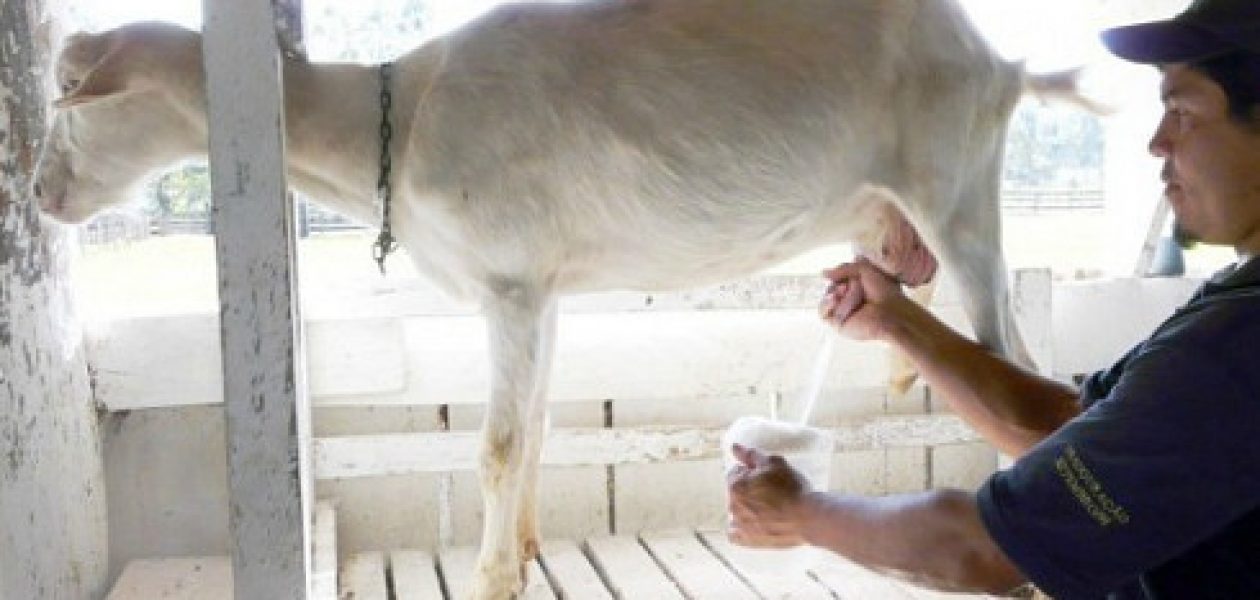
[726,444,814,548]
[819,256,908,342]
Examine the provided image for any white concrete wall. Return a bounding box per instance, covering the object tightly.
[1,1,110,598]
[101,270,1213,566]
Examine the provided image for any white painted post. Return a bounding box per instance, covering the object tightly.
[201,0,313,597]
[2,2,109,598]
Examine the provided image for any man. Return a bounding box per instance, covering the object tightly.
[725,1,1260,597]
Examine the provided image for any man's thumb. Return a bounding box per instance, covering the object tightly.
[732,443,763,469]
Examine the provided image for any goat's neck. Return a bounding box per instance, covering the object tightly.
[279,58,413,224]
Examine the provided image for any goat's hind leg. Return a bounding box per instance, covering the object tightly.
[470,281,556,600]
[895,177,1033,369]
[517,299,557,567]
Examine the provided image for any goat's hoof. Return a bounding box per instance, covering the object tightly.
[889,371,918,396]
[521,538,540,563]
[467,564,523,600]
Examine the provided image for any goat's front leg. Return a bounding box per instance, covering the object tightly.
[470,281,556,600]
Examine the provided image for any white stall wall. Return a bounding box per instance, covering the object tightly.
[1,1,109,598]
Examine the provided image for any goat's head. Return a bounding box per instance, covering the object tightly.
[34,22,208,223]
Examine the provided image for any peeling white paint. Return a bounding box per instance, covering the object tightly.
[1,1,110,597]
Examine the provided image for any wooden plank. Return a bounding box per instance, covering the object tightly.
[89,274,1203,410]
[85,314,222,411]
[306,318,408,397]
[888,579,1000,600]
[539,539,614,600]
[808,560,917,600]
[106,557,232,600]
[585,535,685,600]
[698,531,834,599]
[438,547,476,600]
[91,309,918,410]
[201,0,312,597]
[439,547,555,600]
[613,460,726,535]
[312,501,337,600]
[385,310,944,407]
[391,550,445,600]
[90,316,407,410]
[314,416,979,478]
[340,552,388,600]
[639,530,759,600]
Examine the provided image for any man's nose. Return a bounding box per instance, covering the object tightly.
[1149,133,1171,158]
[1148,118,1172,158]
[32,180,43,198]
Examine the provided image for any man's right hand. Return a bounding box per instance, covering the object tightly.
[819,256,908,342]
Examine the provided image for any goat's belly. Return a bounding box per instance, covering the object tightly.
[554,241,833,294]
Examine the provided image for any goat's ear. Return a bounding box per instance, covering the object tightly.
[53,31,129,109]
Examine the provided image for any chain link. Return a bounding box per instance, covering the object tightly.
[372,61,398,274]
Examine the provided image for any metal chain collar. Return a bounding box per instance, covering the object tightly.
[372,61,398,274]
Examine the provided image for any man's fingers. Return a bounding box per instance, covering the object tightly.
[766,454,792,471]
[819,294,838,320]
[727,526,749,546]
[823,256,878,280]
[822,262,859,282]
[731,443,754,468]
[731,443,771,469]
[830,280,864,324]
[728,496,755,520]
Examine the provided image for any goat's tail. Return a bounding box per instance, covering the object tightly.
[1022,67,1113,115]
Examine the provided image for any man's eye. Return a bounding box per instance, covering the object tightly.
[60,79,79,94]
[1166,108,1190,127]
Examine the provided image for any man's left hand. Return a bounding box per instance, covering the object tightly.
[726,444,814,548]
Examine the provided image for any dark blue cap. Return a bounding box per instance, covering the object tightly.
[1102,0,1260,64]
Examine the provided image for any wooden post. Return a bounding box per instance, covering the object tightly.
[1,0,110,598]
[201,0,312,597]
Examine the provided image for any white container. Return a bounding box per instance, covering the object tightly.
[722,415,834,491]
[721,415,836,569]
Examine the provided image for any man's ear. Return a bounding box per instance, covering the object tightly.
[53,31,130,108]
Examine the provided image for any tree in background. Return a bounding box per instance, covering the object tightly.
[307,0,426,62]
[131,0,430,235]
[146,163,212,232]
[1003,101,1106,192]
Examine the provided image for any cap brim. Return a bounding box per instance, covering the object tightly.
[1102,21,1234,64]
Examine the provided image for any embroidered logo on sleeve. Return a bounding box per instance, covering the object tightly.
[1054,445,1131,527]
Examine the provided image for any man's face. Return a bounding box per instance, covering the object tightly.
[1149,64,1260,254]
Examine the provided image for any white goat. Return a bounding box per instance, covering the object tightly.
[35,1,1084,597]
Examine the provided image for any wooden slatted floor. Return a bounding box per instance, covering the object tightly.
[108,530,1001,599]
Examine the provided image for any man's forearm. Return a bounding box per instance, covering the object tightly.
[879,299,1080,457]
[800,489,1025,594]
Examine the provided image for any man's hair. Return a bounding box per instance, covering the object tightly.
[1188,51,1260,130]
